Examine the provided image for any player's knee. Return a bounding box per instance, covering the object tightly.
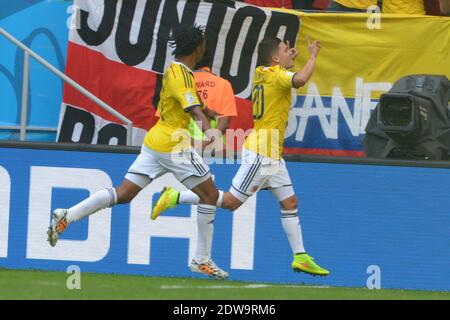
[227,202,241,211]
[280,195,298,211]
[222,193,242,211]
[116,185,139,204]
[199,189,219,206]
[117,191,135,204]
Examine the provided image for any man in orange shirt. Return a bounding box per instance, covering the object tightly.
[188,50,237,146]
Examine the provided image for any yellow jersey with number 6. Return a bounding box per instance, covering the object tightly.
[243,65,295,159]
[144,62,201,153]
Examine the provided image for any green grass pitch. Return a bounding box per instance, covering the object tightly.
[1,269,449,300]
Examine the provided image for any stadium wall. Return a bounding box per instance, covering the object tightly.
[1,142,450,291]
[0,0,71,142]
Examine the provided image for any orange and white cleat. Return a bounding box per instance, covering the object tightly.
[190,258,229,280]
[47,209,69,247]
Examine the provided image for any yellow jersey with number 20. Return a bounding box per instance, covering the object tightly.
[144,62,201,153]
[244,65,295,160]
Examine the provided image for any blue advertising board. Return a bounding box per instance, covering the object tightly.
[1,145,450,291]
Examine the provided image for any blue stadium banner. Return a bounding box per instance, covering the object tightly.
[1,145,450,291]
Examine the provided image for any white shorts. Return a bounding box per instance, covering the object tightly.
[125,145,211,189]
[230,149,295,202]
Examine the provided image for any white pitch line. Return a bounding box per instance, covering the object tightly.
[160,284,330,290]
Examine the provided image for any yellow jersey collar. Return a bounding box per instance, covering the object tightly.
[173,60,193,72]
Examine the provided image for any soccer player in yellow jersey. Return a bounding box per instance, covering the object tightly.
[153,37,330,277]
[47,26,229,279]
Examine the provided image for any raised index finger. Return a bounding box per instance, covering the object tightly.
[306,36,311,46]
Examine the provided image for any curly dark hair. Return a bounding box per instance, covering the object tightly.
[169,25,205,58]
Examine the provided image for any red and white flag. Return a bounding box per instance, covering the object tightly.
[57,0,300,146]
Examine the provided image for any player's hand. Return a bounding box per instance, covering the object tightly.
[191,138,212,153]
[285,40,298,59]
[201,136,219,158]
[289,48,299,59]
[307,36,321,58]
[203,106,222,120]
[201,139,211,150]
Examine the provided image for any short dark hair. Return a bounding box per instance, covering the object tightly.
[257,37,282,66]
[195,48,213,69]
[169,25,205,57]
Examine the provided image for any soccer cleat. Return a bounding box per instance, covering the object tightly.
[151,187,179,220]
[292,253,330,277]
[190,258,229,280]
[47,209,69,247]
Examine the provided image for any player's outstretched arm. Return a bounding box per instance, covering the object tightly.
[292,37,321,89]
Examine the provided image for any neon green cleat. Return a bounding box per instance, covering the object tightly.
[151,187,180,220]
[292,253,330,277]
